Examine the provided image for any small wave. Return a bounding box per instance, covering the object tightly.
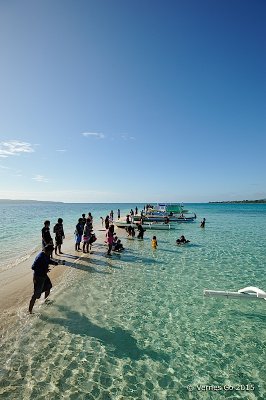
[0,244,40,273]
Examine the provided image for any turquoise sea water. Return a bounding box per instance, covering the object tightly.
[0,202,266,399]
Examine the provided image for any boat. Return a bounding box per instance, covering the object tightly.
[152,203,189,214]
[204,286,266,301]
[136,203,196,223]
[115,221,177,230]
[134,214,196,223]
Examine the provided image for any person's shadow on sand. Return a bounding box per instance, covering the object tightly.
[40,305,170,363]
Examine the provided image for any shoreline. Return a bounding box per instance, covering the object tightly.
[0,221,107,336]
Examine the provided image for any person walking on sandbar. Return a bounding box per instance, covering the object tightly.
[28,244,58,314]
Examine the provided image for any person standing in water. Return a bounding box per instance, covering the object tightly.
[105,215,110,230]
[28,244,58,314]
[75,218,83,251]
[110,210,114,222]
[107,226,114,255]
[137,223,145,239]
[151,236,158,249]
[83,218,93,253]
[200,218,206,228]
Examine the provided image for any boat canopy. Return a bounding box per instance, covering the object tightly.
[166,204,184,213]
[148,203,188,214]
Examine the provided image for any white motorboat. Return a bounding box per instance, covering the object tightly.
[204,286,266,301]
[115,221,177,230]
[134,214,196,223]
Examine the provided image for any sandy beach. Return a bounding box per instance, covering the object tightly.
[0,222,107,336]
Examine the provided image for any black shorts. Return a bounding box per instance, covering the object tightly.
[55,236,63,245]
[33,275,52,298]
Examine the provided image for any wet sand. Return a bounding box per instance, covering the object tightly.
[0,223,108,336]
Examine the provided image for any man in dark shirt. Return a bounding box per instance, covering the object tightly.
[53,218,65,255]
[41,220,53,248]
[137,223,145,239]
[28,244,58,313]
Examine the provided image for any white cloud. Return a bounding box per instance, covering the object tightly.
[32,175,48,183]
[0,141,35,158]
[0,165,11,169]
[56,149,67,152]
[120,134,136,141]
[81,132,105,139]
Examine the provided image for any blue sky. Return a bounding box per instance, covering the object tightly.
[0,0,265,203]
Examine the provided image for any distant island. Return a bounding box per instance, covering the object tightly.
[209,199,266,204]
[0,199,64,203]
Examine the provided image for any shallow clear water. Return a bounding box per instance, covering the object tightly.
[1,203,266,399]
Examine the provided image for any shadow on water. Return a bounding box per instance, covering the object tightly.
[112,254,161,265]
[229,310,266,324]
[157,248,179,254]
[64,260,111,275]
[83,256,122,270]
[62,246,161,274]
[40,305,170,363]
[60,253,80,259]
[85,251,161,266]
[186,243,201,248]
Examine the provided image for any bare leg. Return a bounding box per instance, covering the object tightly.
[107,244,112,255]
[29,295,37,314]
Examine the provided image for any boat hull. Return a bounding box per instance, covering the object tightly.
[134,215,195,223]
[115,222,177,230]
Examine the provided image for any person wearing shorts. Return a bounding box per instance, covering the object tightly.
[28,244,58,313]
[53,218,65,255]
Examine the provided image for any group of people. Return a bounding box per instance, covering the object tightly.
[30,216,68,314]
[30,212,97,314]
[30,209,206,313]
[126,223,145,239]
[106,224,125,255]
[74,213,97,253]
[42,218,65,255]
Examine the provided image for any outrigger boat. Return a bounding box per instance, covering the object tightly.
[115,221,177,230]
[155,203,189,213]
[134,214,196,223]
[134,203,196,223]
[204,286,266,301]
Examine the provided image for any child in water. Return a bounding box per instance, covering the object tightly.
[151,236,158,249]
